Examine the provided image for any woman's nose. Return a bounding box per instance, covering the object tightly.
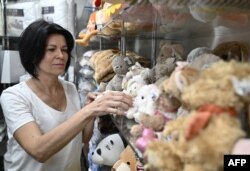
[56,49,64,58]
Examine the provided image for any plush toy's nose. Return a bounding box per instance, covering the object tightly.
[97,148,102,155]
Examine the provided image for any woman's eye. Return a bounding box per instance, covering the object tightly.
[47,48,55,52]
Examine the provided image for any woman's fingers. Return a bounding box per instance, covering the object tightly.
[88,92,100,100]
[104,91,133,106]
[90,91,133,116]
[110,101,130,111]
[85,92,101,105]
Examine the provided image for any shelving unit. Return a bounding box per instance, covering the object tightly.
[93,0,250,164]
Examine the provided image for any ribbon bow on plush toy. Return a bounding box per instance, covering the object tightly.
[185,104,237,140]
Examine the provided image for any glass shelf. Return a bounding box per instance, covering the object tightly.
[111,115,144,162]
[102,0,250,164]
[97,0,250,40]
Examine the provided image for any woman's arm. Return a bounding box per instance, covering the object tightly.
[14,108,93,163]
[12,91,132,162]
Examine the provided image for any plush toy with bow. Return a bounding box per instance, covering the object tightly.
[144,60,250,171]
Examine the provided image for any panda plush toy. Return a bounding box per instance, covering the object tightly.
[92,133,127,166]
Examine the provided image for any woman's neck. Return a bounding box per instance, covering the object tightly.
[30,76,62,95]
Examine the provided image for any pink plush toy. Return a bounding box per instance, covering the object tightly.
[135,128,157,153]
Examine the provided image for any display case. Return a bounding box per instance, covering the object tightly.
[86,0,250,167]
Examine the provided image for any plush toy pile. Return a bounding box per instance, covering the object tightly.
[144,60,250,171]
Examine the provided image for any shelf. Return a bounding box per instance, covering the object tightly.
[96,0,250,40]
[111,115,144,162]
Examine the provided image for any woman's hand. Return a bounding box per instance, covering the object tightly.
[85,92,101,105]
[83,90,133,116]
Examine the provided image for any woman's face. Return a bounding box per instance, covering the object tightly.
[37,34,68,78]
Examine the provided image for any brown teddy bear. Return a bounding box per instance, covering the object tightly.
[212,41,250,62]
[160,62,200,108]
[144,60,250,171]
[90,49,119,84]
[152,41,186,84]
[182,60,250,112]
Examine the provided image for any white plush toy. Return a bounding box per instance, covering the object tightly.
[92,133,127,166]
[123,74,147,98]
[126,84,161,123]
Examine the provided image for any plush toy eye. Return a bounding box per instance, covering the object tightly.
[127,162,130,165]
[97,148,101,155]
[110,140,114,145]
[141,96,144,100]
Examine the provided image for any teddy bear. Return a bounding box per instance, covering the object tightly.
[144,60,250,171]
[152,41,186,84]
[145,110,245,171]
[112,145,137,171]
[122,62,154,97]
[186,47,212,63]
[160,62,200,104]
[182,60,250,112]
[188,53,221,71]
[125,84,168,152]
[105,55,135,91]
[126,84,161,122]
[90,49,120,84]
[157,60,208,119]
[212,41,250,62]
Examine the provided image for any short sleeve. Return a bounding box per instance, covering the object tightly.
[1,87,34,135]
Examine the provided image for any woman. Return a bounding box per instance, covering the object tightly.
[0,19,133,171]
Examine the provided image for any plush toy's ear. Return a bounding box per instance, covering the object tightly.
[174,70,188,92]
[174,65,200,92]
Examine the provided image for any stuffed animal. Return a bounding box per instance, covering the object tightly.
[182,60,250,112]
[156,62,201,120]
[135,128,158,153]
[152,41,186,83]
[123,74,147,97]
[212,41,250,62]
[92,133,127,166]
[189,53,221,71]
[90,49,119,84]
[122,62,154,97]
[112,145,137,171]
[161,62,200,102]
[126,84,160,122]
[186,47,211,63]
[75,10,99,47]
[144,60,250,171]
[144,110,245,171]
[106,55,135,91]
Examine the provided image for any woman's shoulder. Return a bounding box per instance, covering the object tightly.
[1,82,28,94]
[0,82,30,101]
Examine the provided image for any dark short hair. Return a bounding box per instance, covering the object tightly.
[18,19,74,79]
